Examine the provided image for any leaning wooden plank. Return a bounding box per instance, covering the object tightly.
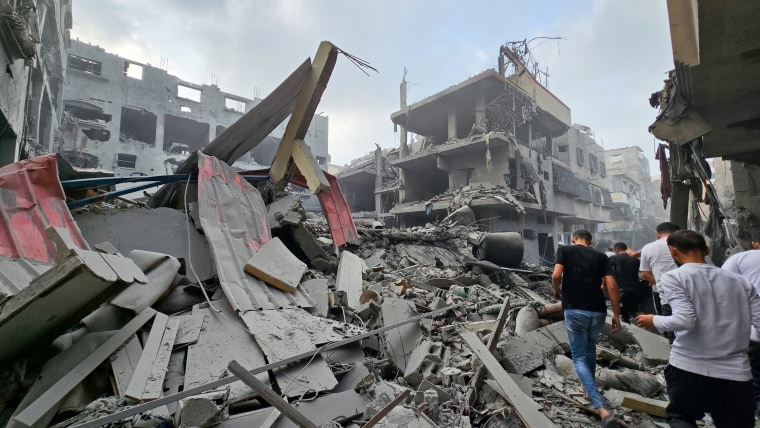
[270,41,339,191]
[620,393,668,417]
[124,312,170,400]
[465,296,510,405]
[228,360,318,428]
[336,250,364,309]
[363,389,411,428]
[13,308,157,428]
[111,335,143,396]
[460,330,553,427]
[290,139,330,194]
[141,318,181,400]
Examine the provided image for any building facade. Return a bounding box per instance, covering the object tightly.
[0,0,70,166]
[60,40,329,176]
[339,49,615,265]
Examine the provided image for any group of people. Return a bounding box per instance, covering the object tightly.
[551,223,760,427]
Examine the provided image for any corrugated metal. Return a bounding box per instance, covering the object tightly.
[0,256,52,296]
[197,153,315,311]
[0,155,90,263]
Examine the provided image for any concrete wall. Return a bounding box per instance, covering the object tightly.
[0,0,69,166]
[62,40,328,176]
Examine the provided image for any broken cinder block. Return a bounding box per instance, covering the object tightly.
[244,237,306,293]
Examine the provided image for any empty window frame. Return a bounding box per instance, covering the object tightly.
[163,114,210,152]
[115,153,137,169]
[68,54,102,76]
[177,84,202,102]
[576,148,584,166]
[124,62,143,79]
[120,107,157,146]
[224,97,245,113]
[558,145,568,153]
[600,161,607,177]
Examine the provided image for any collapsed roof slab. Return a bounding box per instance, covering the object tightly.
[390,70,570,144]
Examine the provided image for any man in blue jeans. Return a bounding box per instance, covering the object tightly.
[552,230,622,427]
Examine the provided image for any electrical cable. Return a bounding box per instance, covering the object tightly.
[184,173,221,313]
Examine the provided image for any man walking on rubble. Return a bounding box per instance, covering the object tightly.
[637,223,680,341]
[721,230,760,418]
[637,230,760,427]
[610,242,649,323]
[552,230,622,427]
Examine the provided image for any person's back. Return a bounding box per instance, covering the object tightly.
[660,264,756,379]
[610,253,641,290]
[640,237,678,284]
[556,244,609,312]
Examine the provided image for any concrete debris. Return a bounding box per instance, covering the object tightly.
[0,137,672,428]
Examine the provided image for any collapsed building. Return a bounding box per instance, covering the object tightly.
[0,39,676,428]
[59,40,330,176]
[339,48,627,265]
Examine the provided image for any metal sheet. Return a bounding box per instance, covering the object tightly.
[197,154,314,311]
[0,155,90,263]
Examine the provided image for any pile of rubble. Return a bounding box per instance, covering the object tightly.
[0,154,673,428]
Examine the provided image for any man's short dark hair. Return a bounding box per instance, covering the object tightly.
[667,230,708,254]
[613,242,628,252]
[656,222,681,234]
[572,230,593,243]
[751,230,760,243]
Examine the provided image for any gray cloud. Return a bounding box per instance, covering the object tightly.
[71,0,674,170]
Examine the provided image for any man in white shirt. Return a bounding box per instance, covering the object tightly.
[639,222,680,315]
[637,230,760,427]
[722,230,760,417]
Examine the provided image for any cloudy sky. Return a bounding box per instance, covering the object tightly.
[70,0,674,169]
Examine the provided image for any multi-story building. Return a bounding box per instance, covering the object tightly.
[59,40,329,176]
[0,0,70,166]
[597,146,655,248]
[339,47,614,265]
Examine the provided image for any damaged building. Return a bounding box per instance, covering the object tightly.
[0,0,71,166]
[339,47,622,265]
[59,40,330,175]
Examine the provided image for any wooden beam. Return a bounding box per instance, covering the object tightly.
[227,360,318,428]
[460,329,553,427]
[125,313,171,400]
[363,389,411,428]
[621,393,668,418]
[14,308,157,428]
[465,297,510,405]
[291,139,330,193]
[270,41,338,190]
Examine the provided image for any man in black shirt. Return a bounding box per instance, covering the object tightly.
[609,242,649,323]
[552,230,622,427]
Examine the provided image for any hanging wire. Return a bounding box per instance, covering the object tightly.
[184,173,222,313]
[336,48,378,77]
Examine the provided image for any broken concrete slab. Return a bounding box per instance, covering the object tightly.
[499,321,568,375]
[291,224,335,272]
[397,244,461,268]
[603,313,670,365]
[184,301,269,404]
[268,194,306,229]
[75,207,215,280]
[336,250,364,309]
[382,298,423,373]
[334,364,373,393]
[244,237,306,293]
[0,245,147,365]
[300,279,329,317]
[177,390,229,428]
[12,308,157,428]
[110,250,181,313]
[174,311,207,347]
[604,389,668,418]
[460,329,553,427]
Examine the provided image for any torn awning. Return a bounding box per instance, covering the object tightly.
[0,155,90,263]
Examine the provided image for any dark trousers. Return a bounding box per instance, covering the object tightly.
[620,288,649,323]
[665,364,754,427]
[748,341,760,416]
